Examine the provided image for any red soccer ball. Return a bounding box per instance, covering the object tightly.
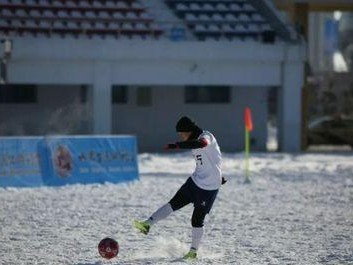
[98,237,119,259]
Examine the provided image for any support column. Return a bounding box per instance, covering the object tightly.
[293,3,309,40]
[278,46,305,152]
[92,62,112,134]
[293,3,309,151]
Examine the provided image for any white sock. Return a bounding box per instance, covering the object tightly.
[147,203,173,225]
[191,226,204,251]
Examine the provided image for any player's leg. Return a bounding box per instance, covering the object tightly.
[134,177,193,234]
[169,177,193,211]
[147,203,173,225]
[150,177,193,222]
[134,203,174,234]
[183,207,207,260]
[184,188,219,259]
[182,207,206,260]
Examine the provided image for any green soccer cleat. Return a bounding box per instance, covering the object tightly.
[182,249,197,261]
[133,220,150,235]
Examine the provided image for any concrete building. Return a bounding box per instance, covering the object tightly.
[0,0,305,152]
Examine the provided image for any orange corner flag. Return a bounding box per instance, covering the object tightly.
[245,107,253,132]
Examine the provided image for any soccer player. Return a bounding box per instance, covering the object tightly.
[134,116,226,260]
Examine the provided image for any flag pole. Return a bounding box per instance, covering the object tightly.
[244,126,251,183]
[244,107,252,184]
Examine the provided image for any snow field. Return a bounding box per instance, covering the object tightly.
[0,152,352,265]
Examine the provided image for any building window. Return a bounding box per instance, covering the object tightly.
[0,84,37,103]
[185,86,230,103]
[112,85,128,104]
[80,85,87,103]
[136,86,152,106]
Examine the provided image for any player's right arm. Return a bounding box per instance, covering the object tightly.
[165,137,208,150]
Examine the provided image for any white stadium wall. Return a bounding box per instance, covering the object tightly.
[112,86,269,152]
[4,38,305,152]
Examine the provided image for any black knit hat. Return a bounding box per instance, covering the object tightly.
[176,116,196,132]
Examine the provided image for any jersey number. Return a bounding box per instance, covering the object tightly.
[196,154,203,165]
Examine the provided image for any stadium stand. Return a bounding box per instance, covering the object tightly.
[0,0,163,39]
[0,0,292,42]
[165,0,273,41]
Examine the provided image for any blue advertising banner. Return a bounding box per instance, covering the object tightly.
[42,136,139,186]
[0,137,43,187]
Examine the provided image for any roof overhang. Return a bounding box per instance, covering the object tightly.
[274,0,353,12]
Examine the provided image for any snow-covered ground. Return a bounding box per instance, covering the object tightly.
[0,152,352,265]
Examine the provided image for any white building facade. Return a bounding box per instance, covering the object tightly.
[1,38,305,152]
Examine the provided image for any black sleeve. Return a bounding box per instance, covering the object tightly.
[176,138,208,149]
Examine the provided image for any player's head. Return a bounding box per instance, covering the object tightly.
[176,116,197,141]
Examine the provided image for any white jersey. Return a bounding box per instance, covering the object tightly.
[191,130,222,190]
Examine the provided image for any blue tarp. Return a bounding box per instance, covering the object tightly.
[0,136,139,187]
[0,137,43,187]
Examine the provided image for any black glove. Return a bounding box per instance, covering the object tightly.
[165,143,179,150]
[221,177,227,185]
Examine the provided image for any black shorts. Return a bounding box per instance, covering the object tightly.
[169,177,218,214]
